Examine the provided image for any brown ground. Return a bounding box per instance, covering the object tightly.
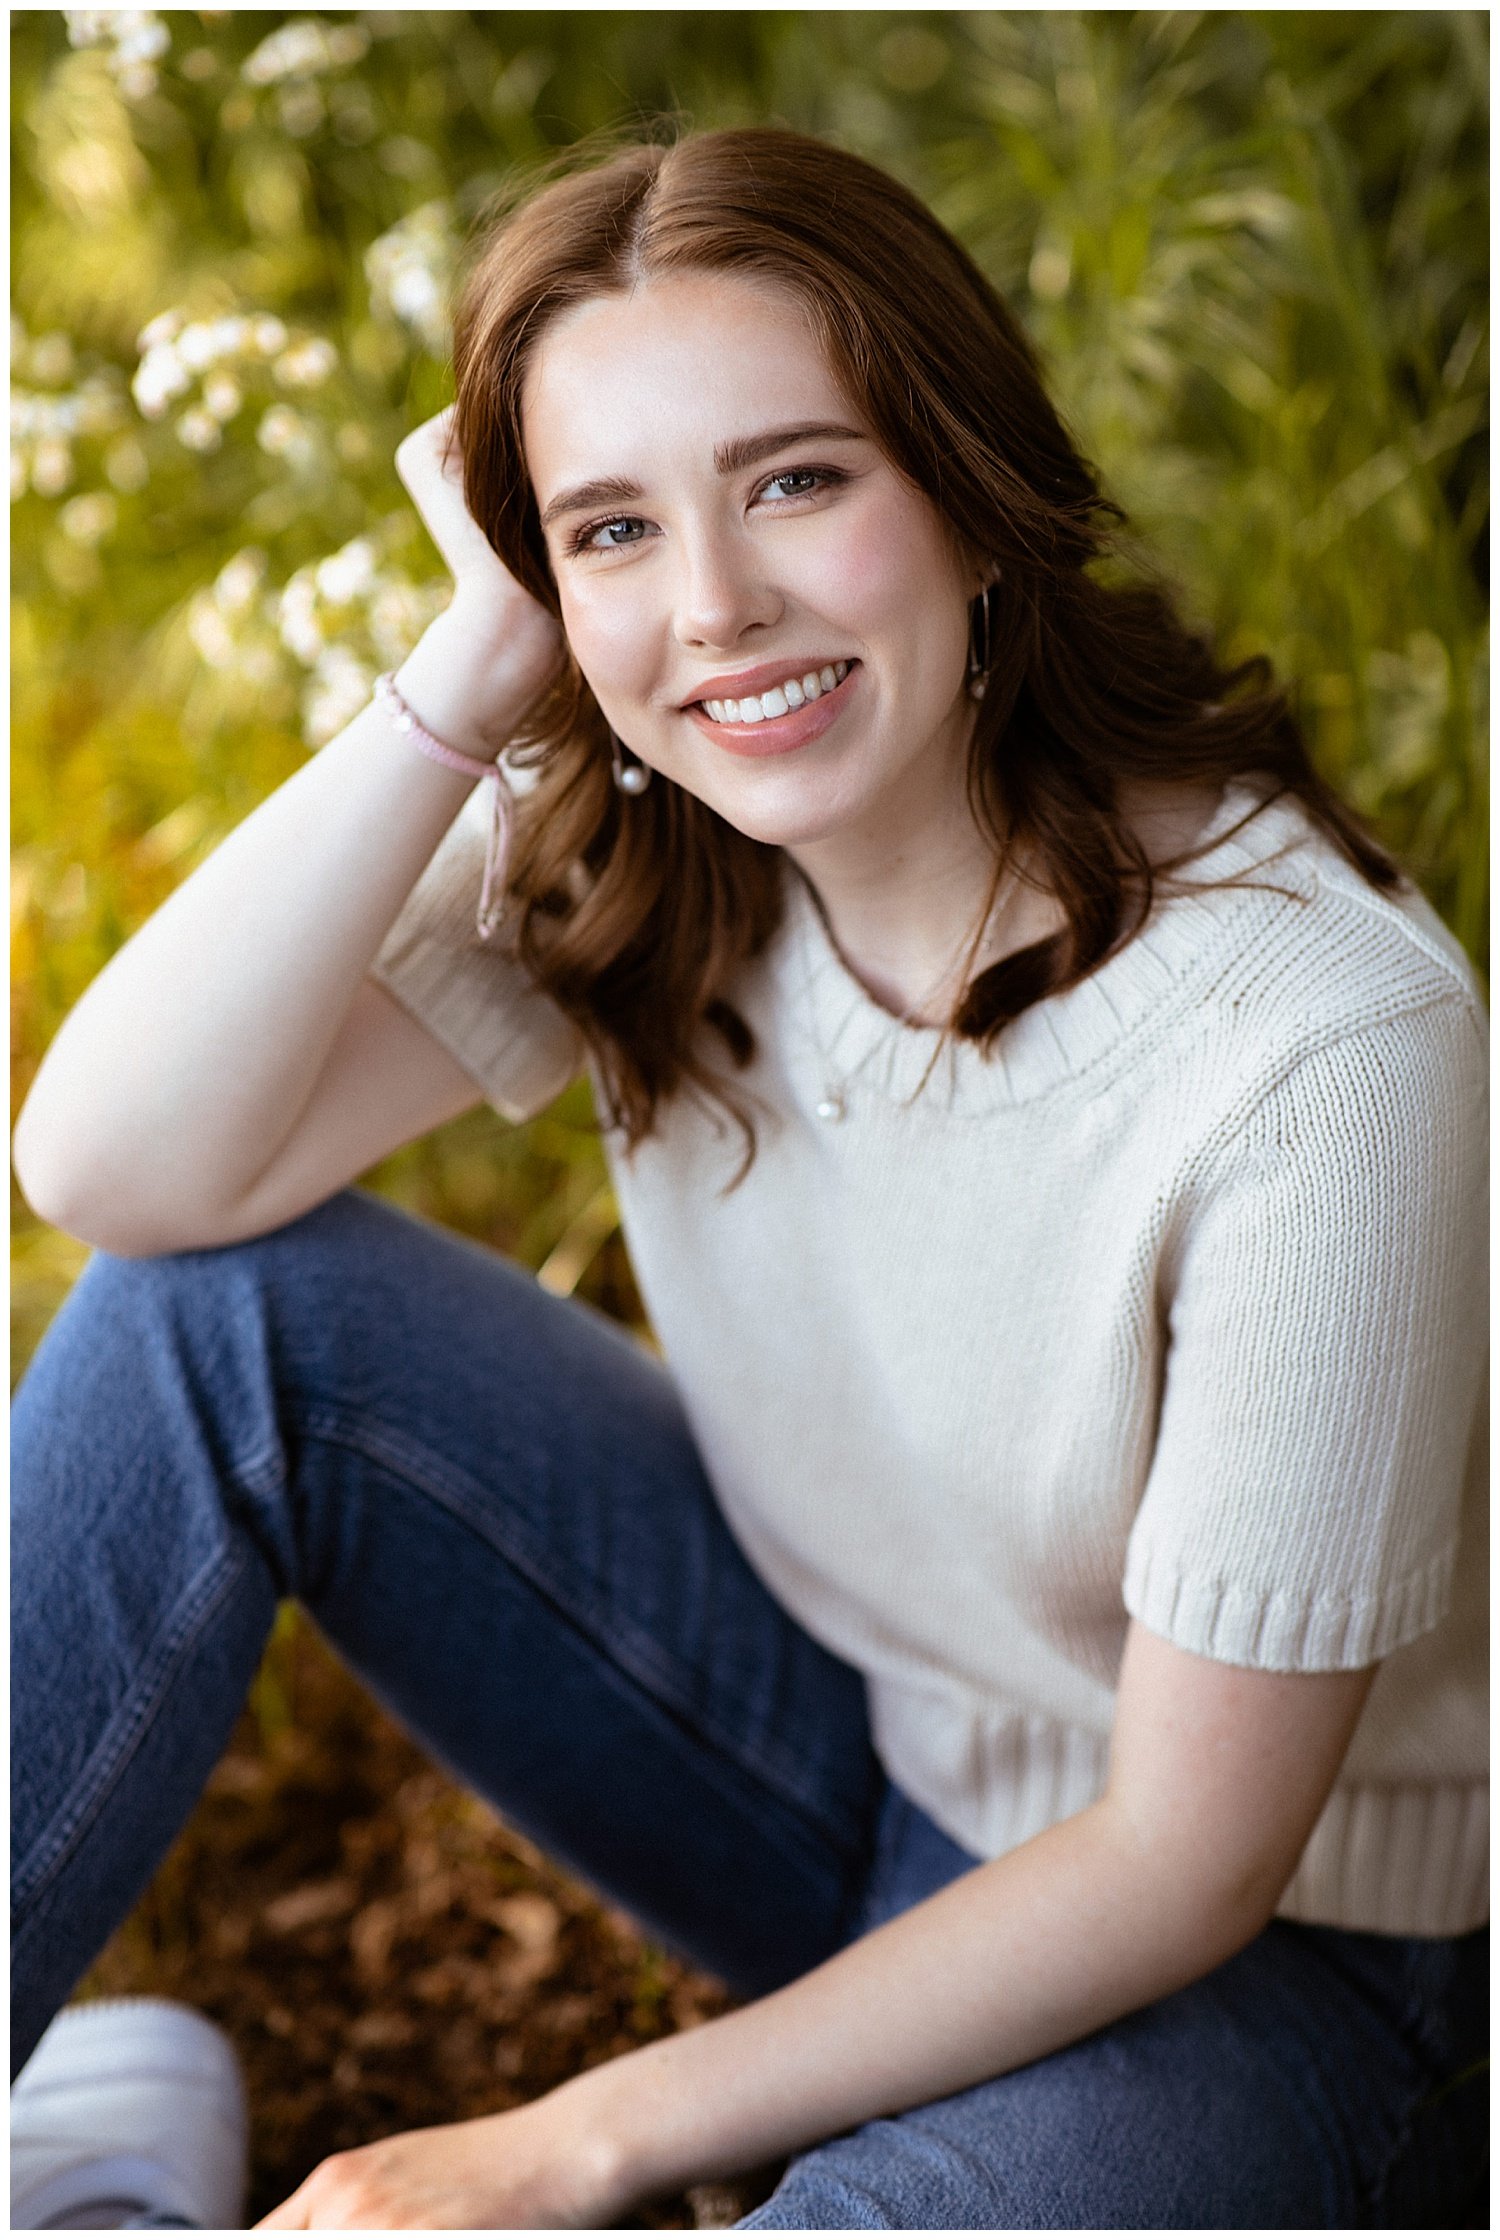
[77,1615,781,2229]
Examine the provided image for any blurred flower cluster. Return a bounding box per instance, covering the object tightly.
[366,202,459,356]
[240,15,373,142]
[187,530,451,746]
[64,8,169,101]
[131,306,338,462]
[11,316,135,505]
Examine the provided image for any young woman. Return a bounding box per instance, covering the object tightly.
[13,129,1486,2231]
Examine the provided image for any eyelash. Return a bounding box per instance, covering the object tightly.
[565,465,848,557]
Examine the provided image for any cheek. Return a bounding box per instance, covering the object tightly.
[813,493,963,643]
[558,576,654,694]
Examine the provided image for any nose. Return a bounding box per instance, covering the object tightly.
[670,523,782,651]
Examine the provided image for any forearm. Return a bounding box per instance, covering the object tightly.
[567,1799,1260,2209]
[14,607,531,1239]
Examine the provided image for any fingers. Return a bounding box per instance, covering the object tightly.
[394,406,459,499]
[394,409,511,587]
[252,2147,409,2231]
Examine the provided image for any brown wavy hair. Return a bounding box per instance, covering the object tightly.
[450,126,1398,1153]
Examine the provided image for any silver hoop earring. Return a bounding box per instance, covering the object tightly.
[610,731,652,795]
[966,584,995,701]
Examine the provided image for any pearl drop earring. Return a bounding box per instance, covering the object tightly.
[610,732,652,794]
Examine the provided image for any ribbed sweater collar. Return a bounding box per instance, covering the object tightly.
[769,784,1319,1114]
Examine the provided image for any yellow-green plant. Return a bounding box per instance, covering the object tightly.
[13,10,1487,1380]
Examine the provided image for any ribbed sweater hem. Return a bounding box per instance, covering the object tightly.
[1274,1780,1488,1936]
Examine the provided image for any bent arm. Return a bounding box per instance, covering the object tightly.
[13,608,542,1256]
[570,1623,1377,2207]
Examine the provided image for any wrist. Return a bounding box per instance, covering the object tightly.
[396,596,560,763]
[546,2049,665,2221]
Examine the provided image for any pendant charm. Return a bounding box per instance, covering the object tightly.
[815,1089,848,1123]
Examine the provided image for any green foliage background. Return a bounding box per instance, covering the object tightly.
[12,9,1489,1373]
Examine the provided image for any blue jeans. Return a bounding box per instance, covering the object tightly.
[12,1190,1487,2228]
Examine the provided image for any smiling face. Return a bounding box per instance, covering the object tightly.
[521,270,984,861]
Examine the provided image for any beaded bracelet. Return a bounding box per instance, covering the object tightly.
[373,671,513,943]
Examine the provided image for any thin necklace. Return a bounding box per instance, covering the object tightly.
[794,873,1002,1125]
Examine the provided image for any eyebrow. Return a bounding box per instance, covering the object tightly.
[536,421,869,531]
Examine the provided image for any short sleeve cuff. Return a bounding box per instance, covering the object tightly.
[1122,1534,1457,1670]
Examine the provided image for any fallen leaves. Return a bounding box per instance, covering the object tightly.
[77,1614,766,2226]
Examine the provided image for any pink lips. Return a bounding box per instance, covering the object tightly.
[684,663,860,758]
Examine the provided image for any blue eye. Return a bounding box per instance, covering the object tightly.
[581,516,646,550]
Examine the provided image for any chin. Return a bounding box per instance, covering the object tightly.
[664,747,878,850]
[696,781,868,852]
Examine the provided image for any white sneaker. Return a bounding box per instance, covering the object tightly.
[11,1999,249,2232]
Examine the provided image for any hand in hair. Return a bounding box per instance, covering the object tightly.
[395,405,563,730]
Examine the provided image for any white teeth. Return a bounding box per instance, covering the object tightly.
[701,662,852,723]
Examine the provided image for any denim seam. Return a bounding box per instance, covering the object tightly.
[13,1541,249,1920]
[295,1406,869,1864]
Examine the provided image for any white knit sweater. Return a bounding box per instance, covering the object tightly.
[373,783,1488,1937]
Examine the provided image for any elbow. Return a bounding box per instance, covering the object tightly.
[13,1107,177,1259]
[1095,1798,1285,1980]
[1189,1876,1282,1974]
[12,1102,85,1237]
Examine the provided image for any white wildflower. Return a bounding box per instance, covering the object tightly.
[272,337,337,389]
[202,371,243,422]
[12,449,28,500]
[250,315,289,357]
[243,17,368,87]
[176,406,222,453]
[133,344,191,417]
[213,548,266,614]
[277,572,325,662]
[366,202,456,354]
[31,438,72,495]
[59,490,118,545]
[176,322,219,373]
[243,19,325,84]
[66,10,169,98]
[257,404,314,464]
[137,308,185,353]
[390,264,443,330]
[313,537,377,605]
[187,590,238,670]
